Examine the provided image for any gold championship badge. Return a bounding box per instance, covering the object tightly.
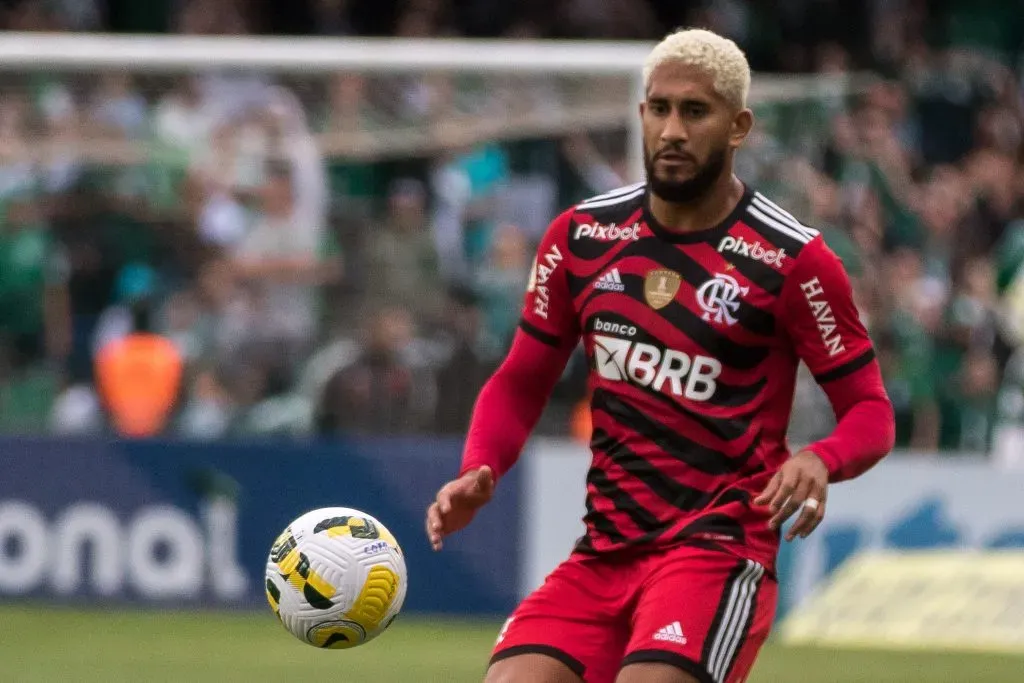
[644,269,681,310]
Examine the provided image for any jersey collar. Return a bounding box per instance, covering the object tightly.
[642,183,753,244]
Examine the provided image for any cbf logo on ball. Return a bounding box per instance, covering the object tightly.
[574,222,641,241]
[718,235,786,267]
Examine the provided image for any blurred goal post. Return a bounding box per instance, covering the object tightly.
[0,32,867,183]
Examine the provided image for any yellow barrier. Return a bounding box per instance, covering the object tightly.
[780,550,1024,654]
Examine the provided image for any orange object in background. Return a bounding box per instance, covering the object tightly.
[94,333,183,438]
[569,393,593,444]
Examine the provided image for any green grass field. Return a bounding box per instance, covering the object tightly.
[0,604,1019,682]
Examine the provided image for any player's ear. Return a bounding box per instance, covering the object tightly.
[729,108,753,148]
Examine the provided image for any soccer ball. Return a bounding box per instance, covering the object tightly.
[265,506,407,649]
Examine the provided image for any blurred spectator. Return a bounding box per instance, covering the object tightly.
[49,370,103,435]
[554,0,658,39]
[189,257,258,366]
[430,143,510,281]
[433,284,500,433]
[473,222,531,348]
[233,357,309,437]
[315,306,436,434]
[561,133,626,196]
[321,73,376,134]
[312,0,356,36]
[92,262,159,357]
[49,0,102,31]
[0,196,71,373]
[174,0,250,35]
[175,366,235,440]
[89,72,148,140]
[2,0,58,31]
[154,76,215,155]
[954,347,999,452]
[159,288,204,363]
[364,178,444,323]
[94,301,184,438]
[877,249,939,450]
[934,256,1001,451]
[192,122,249,249]
[231,159,333,365]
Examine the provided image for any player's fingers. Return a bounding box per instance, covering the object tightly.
[427,501,443,531]
[792,483,828,540]
[786,494,826,541]
[768,470,798,514]
[770,475,811,530]
[436,486,454,515]
[475,466,495,496]
[425,502,444,550]
[784,496,815,541]
[752,471,781,507]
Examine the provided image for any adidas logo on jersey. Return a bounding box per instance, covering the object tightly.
[717,235,786,267]
[594,268,626,292]
[653,622,687,645]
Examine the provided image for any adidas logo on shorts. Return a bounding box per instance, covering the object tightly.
[594,268,625,292]
[653,621,687,645]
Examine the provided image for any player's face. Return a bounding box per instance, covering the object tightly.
[640,62,753,203]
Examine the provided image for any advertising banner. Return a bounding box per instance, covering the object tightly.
[0,436,520,616]
[780,550,1024,654]
[778,457,1024,615]
[522,443,1024,618]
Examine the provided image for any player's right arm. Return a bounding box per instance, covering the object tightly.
[427,209,581,550]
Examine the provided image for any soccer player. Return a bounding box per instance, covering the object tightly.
[425,28,895,683]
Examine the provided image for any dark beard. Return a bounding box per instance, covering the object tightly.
[645,145,728,204]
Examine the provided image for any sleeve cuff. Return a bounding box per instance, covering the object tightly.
[803,441,844,481]
[458,460,500,485]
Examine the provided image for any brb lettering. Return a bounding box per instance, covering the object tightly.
[528,245,564,320]
[594,335,721,401]
[800,277,845,357]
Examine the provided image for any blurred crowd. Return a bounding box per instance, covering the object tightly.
[0,0,1022,458]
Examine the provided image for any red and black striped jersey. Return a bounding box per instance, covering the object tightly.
[521,182,875,569]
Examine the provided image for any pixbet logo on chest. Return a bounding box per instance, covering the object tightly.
[718,235,785,267]
[574,222,641,241]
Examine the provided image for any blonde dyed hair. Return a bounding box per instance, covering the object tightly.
[643,29,751,110]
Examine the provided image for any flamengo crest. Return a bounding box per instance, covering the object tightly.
[696,273,748,326]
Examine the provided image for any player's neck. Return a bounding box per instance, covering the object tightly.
[648,175,745,234]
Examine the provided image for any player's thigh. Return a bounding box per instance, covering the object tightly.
[488,554,630,683]
[622,545,777,683]
[486,653,586,683]
[615,662,703,683]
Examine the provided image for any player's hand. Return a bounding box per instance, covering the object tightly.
[753,450,828,542]
[425,466,495,551]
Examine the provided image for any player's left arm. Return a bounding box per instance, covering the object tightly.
[755,237,896,540]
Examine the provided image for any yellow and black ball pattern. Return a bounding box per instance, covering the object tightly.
[265,506,407,650]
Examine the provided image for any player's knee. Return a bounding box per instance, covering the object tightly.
[485,653,584,683]
[616,662,703,683]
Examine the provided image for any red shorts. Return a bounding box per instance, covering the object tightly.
[491,544,777,683]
